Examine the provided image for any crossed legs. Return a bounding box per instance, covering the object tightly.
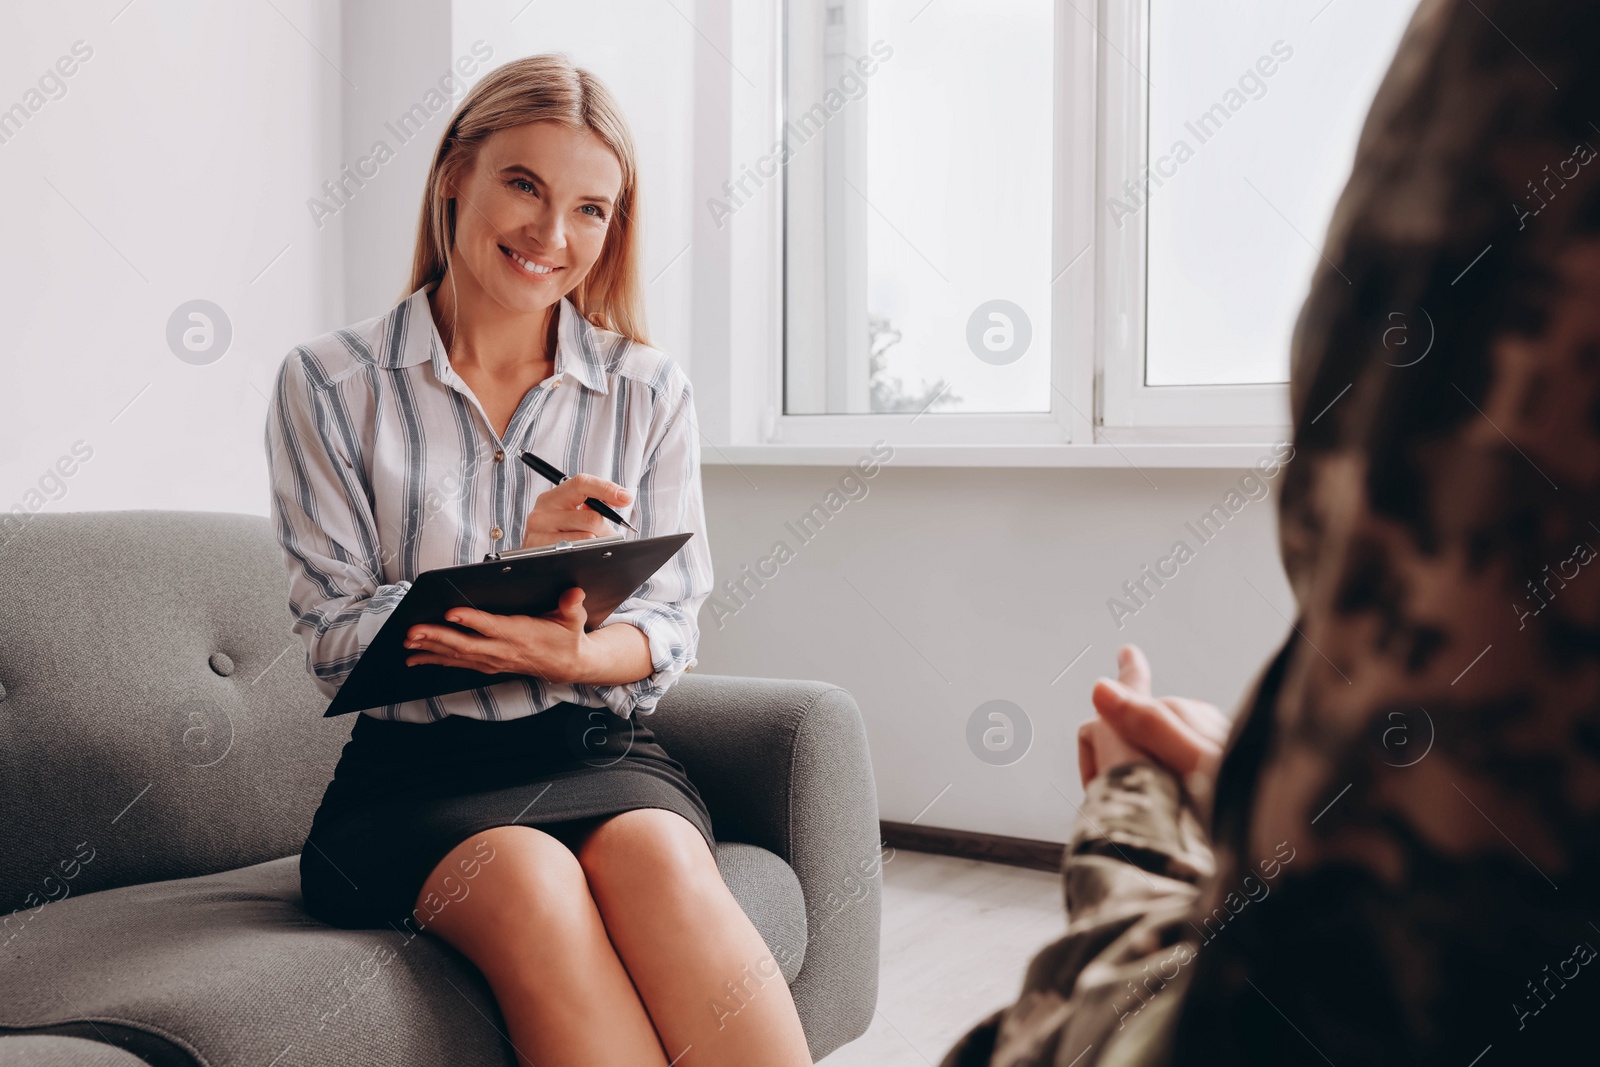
[413,810,812,1066]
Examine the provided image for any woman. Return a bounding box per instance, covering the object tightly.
[265,54,811,1067]
[943,0,1600,1063]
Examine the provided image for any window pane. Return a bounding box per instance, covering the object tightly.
[784,0,1054,414]
[1143,0,1415,386]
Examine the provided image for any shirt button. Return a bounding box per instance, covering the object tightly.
[493,449,505,463]
[490,526,504,540]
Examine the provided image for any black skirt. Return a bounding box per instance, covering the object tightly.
[298,700,716,930]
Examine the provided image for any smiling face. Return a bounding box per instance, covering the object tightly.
[442,120,624,316]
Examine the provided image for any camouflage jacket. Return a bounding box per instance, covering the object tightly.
[943,0,1600,1063]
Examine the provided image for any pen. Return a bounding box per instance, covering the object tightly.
[519,450,637,531]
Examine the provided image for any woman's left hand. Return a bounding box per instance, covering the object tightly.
[402,587,593,685]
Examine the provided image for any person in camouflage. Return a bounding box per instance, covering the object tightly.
[941,0,1600,1063]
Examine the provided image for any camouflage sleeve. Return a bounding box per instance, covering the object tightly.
[958,4,1600,1063]
[938,763,1213,1067]
[1164,3,1600,1064]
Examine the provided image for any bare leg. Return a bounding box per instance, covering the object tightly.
[575,809,813,1067]
[413,824,668,1066]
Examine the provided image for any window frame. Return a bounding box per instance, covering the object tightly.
[701,0,1292,466]
[1097,0,1292,438]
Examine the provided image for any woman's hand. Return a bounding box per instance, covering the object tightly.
[403,587,594,685]
[523,473,634,548]
[1089,644,1229,800]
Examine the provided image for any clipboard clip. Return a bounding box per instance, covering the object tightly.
[483,532,627,563]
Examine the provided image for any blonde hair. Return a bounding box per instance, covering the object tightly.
[403,53,650,347]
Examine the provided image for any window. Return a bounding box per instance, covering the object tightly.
[1100,0,1416,435]
[783,0,1056,416]
[1107,0,1420,435]
[704,0,1418,459]
[1144,0,1416,387]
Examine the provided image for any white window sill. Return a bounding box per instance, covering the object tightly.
[699,442,1288,469]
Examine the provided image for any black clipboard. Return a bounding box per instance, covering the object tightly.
[324,531,694,716]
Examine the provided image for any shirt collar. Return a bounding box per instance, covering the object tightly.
[384,285,609,395]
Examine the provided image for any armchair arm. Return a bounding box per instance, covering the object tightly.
[649,673,881,1060]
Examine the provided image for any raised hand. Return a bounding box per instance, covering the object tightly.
[1086,645,1229,801]
[1077,645,1155,787]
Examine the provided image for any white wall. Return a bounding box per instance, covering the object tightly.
[0,0,343,519]
[696,463,1291,842]
[0,0,1294,844]
[339,0,454,320]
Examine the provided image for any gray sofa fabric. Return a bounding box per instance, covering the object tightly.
[0,1037,151,1067]
[2,850,803,1066]
[0,510,880,1064]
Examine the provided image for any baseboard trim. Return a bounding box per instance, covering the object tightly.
[880,821,1064,873]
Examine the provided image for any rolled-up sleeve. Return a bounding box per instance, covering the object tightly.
[264,349,410,700]
[939,764,1214,1067]
[587,373,713,718]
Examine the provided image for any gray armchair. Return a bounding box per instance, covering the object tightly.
[0,510,880,1065]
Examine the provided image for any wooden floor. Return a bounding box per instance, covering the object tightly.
[816,849,1067,1065]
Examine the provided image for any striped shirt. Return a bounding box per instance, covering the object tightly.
[263,283,712,723]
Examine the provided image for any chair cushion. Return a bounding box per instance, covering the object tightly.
[0,511,357,913]
[0,844,805,1067]
[0,1036,152,1067]
[712,842,807,979]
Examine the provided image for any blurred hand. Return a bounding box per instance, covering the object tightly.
[1078,717,1148,788]
[1077,643,1156,786]
[1089,644,1229,799]
[522,473,633,548]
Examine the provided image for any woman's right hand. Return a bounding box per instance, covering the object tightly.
[521,474,634,548]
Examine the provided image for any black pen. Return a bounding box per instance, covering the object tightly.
[519,450,637,531]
